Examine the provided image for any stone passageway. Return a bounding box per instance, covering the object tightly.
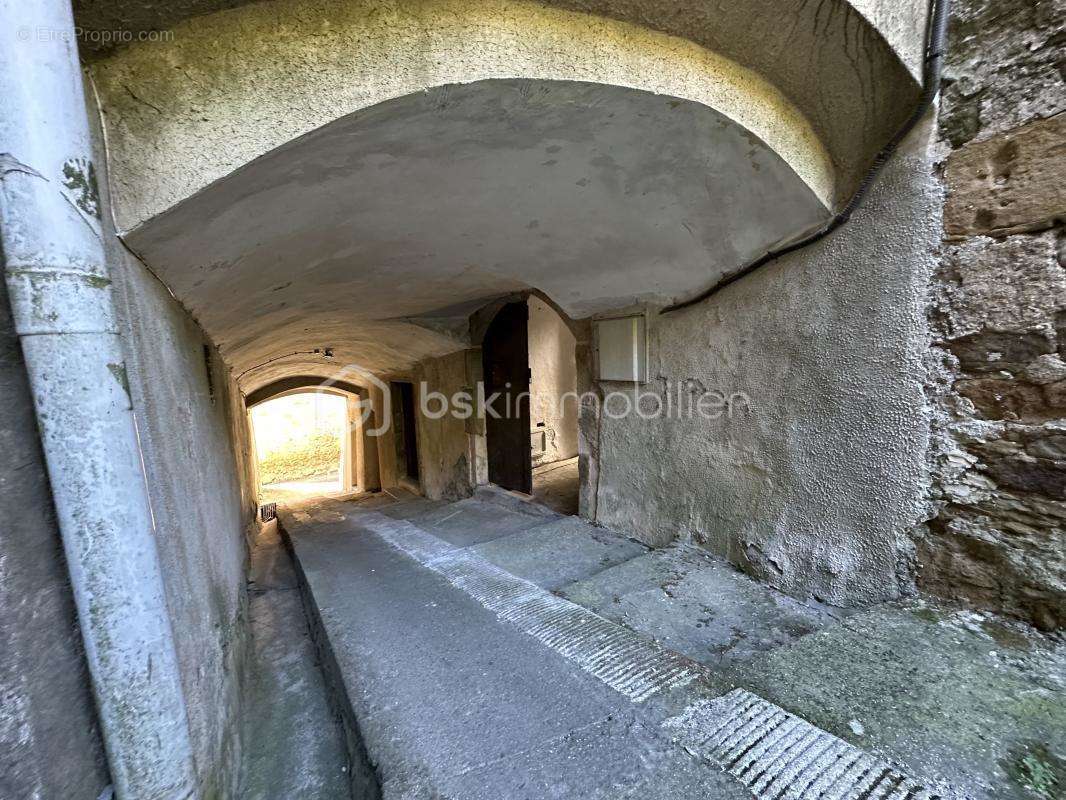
[263,489,1066,800]
[4,2,1064,798]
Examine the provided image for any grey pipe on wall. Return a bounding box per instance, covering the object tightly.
[0,1,199,797]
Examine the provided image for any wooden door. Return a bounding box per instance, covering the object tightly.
[482,302,532,493]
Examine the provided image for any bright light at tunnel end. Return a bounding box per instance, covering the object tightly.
[314,363,751,436]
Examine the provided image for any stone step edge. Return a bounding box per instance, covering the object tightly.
[356,510,710,704]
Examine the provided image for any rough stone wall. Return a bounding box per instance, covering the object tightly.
[583,123,940,608]
[0,273,111,800]
[90,93,256,796]
[919,0,1066,630]
[527,296,579,466]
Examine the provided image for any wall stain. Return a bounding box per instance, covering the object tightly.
[62,158,101,220]
[106,362,131,401]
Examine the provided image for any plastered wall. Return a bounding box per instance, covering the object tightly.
[92,93,256,798]
[528,296,579,466]
[582,124,940,608]
[414,351,479,501]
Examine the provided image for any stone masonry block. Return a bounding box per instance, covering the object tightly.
[945,114,1066,239]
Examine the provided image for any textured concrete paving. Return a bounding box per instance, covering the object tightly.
[468,515,648,590]
[277,490,1063,799]
[395,495,553,547]
[532,457,580,516]
[734,602,1066,800]
[239,521,350,800]
[557,544,847,667]
[279,496,750,799]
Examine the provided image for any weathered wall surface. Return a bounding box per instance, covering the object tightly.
[585,124,939,607]
[920,0,1065,630]
[371,382,401,492]
[91,98,256,795]
[528,296,579,465]
[87,0,865,230]
[415,351,478,501]
[107,241,253,800]
[354,388,382,492]
[1,79,257,800]
[0,274,111,800]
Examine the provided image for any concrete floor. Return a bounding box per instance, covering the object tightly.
[278,493,747,799]
[532,457,579,516]
[261,477,344,504]
[737,602,1066,799]
[267,489,1065,799]
[557,543,849,668]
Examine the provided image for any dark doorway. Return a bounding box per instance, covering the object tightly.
[391,381,420,482]
[482,302,532,493]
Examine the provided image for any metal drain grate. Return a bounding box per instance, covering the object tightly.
[361,512,705,702]
[259,502,277,522]
[664,690,955,800]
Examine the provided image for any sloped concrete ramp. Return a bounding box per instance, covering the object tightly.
[278,492,979,799]
[279,498,749,798]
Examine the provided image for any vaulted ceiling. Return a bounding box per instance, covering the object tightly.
[125,80,827,388]
[84,0,923,391]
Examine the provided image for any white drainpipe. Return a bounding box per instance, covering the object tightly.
[0,2,198,798]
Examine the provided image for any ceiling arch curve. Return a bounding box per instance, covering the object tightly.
[125,79,831,391]
[89,0,919,232]
[245,377,369,408]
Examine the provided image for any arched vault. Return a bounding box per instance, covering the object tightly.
[88,0,925,391]
[245,376,369,408]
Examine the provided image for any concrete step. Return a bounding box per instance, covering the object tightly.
[473,484,564,519]
[377,496,450,521]
[306,490,846,670]
[341,512,710,704]
[376,484,655,592]
[400,495,556,548]
[466,515,649,591]
[556,544,847,669]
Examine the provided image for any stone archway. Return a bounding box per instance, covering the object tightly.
[246,378,381,495]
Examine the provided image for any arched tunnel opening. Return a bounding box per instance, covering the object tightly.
[3,1,1064,799]
[251,391,354,502]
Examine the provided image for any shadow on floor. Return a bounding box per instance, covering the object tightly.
[279,488,1066,800]
[532,456,579,515]
[260,475,342,505]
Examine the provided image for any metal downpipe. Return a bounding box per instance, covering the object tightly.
[0,2,198,798]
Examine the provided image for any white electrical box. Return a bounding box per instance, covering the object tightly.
[595,315,647,383]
